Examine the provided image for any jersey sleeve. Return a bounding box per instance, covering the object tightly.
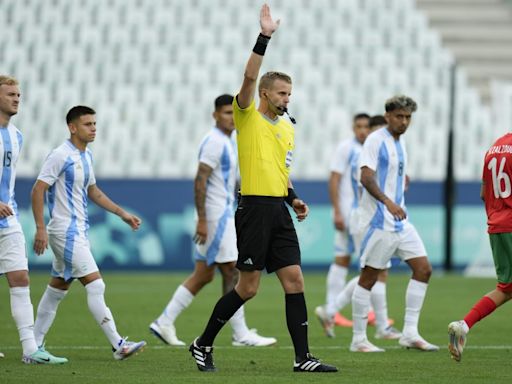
[199,136,222,170]
[87,151,97,186]
[233,97,256,131]
[37,150,66,186]
[359,134,379,172]
[330,141,350,174]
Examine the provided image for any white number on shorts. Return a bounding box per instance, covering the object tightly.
[488,157,512,199]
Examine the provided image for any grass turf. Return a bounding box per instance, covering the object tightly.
[0,272,510,383]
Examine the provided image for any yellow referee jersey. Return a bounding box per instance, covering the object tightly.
[233,98,294,196]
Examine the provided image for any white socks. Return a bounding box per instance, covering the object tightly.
[371,281,388,332]
[158,285,194,326]
[403,279,428,337]
[85,279,122,348]
[10,286,38,355]
[352,284,371,343]
[327,275,358,318]
[34,285,68,346]
[326,264,348,308]
[229,305,250,339]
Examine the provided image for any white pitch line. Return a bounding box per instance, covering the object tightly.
[1,345,512,350]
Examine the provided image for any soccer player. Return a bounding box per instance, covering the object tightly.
[32,106,146,360]
[315,115,401,342]
[448,132,512,362]
[150,94,276,347]
[189,4,337,373]
[349,96,439,352]
[0,75,66,364]
[318,113,370,331]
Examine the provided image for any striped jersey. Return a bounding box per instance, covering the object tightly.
[0,123,23,234]
[358,127,408,232]
[198,127,237,221]
[330,137,363,222]
[37,140,96,237]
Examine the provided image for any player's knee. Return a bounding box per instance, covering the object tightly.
[85,279,105,296]
[201,270,216,285]
[413,263,432,282]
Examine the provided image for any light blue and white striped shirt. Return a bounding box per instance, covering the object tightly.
[197,127,237,221]
[330,137,363,223]
[38,140,96,238]
[0,123,23,234]
[358,127,408,232]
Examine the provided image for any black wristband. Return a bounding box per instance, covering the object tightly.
[252,33,271,56]
[285,188,298,206]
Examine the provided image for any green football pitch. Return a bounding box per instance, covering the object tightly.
[0,272,509,383]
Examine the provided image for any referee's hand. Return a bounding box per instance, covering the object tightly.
[292,199,309,222]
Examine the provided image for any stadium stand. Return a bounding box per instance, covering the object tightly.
[0,0,506,180]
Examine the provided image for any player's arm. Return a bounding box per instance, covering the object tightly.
[237,4,280,109]
[287,179,309,222]
[480,181,485,201]
[328,171,345,230]
[193,162,213,245]
[360,166,406,220]
[31,180,50,255]
[87,184,141,230]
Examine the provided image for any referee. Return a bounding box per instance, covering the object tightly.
[189,4,337,373]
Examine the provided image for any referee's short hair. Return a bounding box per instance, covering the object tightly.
[258,71,292,95]
[214,94,234,110]
[66,106,96,124]
[385,95,417,113]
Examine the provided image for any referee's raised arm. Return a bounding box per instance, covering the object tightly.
[237,4,280,109]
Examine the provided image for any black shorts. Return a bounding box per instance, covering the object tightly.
[235,195,301,273]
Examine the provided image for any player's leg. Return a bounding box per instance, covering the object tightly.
[79,271,146,360]
[150,261,215,346]
[68,234,145,360]
[350,266,384,352]
[373,270,401,340]
[5,269,38,357]
[350,227,393,352]
[2,231,67,364]
[449,232,512,361]
[318,274,358,338]
[398,225,437,351]
[33,276,70,347]
[325,230,351,312]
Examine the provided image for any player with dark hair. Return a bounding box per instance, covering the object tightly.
[150,94,275,347]
[32,105,146,360]
[349,96,439,352]
[189,4,337,373]
[448,130,512,362]
[316,113,401,342]
[315,113,370,334]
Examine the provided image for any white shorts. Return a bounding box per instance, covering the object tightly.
[334,229,355,257]
[359,223,427,269]
[0,231,28,274]
[195,216,237,266]
[49,234,99,282]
